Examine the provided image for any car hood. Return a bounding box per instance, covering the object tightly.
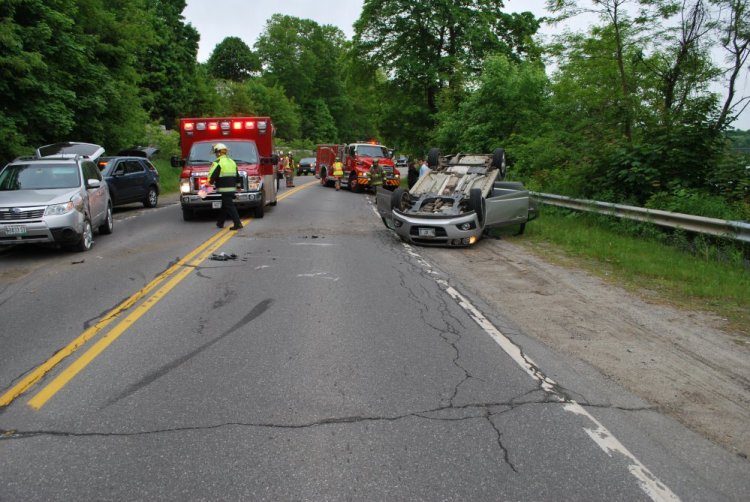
[0,189,79,207]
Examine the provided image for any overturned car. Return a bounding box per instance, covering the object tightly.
[376,148,538,247]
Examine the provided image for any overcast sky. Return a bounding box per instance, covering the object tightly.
[182,0,749,130]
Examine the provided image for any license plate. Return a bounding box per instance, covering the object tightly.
[3,225,27,236]
[418,227,435,237]
[212,201,222,209]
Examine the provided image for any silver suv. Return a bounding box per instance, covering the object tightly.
[0,142,113,251]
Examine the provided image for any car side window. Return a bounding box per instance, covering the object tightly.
[82,161,101,182]
[124,160,144,174]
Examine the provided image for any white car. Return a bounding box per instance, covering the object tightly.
[376,148,537,247]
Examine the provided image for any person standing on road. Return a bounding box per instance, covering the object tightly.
[369,158,384,194]
[209,143,243,230]
[285,153,296,187]
[332,157,344,191]
[407,160,418,189]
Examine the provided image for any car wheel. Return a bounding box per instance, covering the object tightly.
[427,148,441,169]
[492,148,507,180]
[182,207,195,221]
[75,219,93,252]
[254,196,265,218]
[99,203,113,234]
[469,188,485,226]
[143,187,158,208]
[390,187,407,211]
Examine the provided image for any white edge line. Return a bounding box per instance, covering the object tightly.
[402,243,680,502]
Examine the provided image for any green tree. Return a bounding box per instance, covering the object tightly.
[244,80,302,140]
[354,0,541,113]
[433,55,548,152]
[255,14,349,141]
[207,36,259,81]
[137,0,202,128]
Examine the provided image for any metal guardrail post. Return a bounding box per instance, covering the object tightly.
[531,192,750,243]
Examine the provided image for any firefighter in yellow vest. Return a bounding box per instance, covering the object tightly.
[209,143,243,230]
[285,153,295,187]
[369,158,384,194]
[332,158,344,191]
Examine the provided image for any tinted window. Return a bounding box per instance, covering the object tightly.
[124,160,144,174]
[0,163,80,190]
[82,161,101,181]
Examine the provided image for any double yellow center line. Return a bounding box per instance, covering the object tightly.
[0,182,311,410]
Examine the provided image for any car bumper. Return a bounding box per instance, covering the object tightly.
[181,191,263,209]
[0,210,86,246]
[389,210,482,247]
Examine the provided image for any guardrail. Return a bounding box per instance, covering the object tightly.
[531,192,750,243]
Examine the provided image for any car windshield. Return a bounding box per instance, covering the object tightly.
[356,145,388,158]
[0,164,80,190]
[188,141,259,165]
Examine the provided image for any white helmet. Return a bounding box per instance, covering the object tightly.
[212,143,228,154]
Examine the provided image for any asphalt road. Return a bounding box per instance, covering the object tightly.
[0,176,747,501]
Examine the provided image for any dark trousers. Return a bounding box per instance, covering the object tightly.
[218,191,242,227]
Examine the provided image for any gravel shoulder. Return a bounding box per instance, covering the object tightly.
[421,238,750,460]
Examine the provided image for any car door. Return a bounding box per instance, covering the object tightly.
[82,160,107,225]
[123,159,147,200]
[483,181,533,229]
[376,188,397,230]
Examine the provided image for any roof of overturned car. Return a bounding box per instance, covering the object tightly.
[395,148,507,217]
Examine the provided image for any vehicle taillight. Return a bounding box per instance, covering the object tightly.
[208,122,218,131]
[245,121,255,129]
[233,121,243,131]
[183,122,195,131]
[220,121,231,131]
[196,122,207,131]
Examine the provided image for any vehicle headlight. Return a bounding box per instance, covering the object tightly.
[46,195,82,216]
[247,176,262,191]
[394,173,400,178]
[180,179,191,193]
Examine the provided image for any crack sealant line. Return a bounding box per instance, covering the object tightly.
[402,243,679,502]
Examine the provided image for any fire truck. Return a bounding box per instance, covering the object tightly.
[315,141,400,192]
[171,117,278,221]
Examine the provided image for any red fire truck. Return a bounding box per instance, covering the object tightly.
[315,141,400,192]
[171,117,278,221]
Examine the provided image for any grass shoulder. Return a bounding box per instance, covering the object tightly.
[493,208,750,336]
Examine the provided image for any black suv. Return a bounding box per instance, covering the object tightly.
[97,147,161,208]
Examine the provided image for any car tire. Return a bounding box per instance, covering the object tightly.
[390,187,407,211]
[469,188,485,226]
[182,207,195,221]
[99,203,113,235]
[75,219,93,252]
[255,196,265,218]
[143,186,158,208]
[492,148,507,180]
[427,148,441,169]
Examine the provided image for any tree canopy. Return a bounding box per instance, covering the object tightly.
[0,1,746,220]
